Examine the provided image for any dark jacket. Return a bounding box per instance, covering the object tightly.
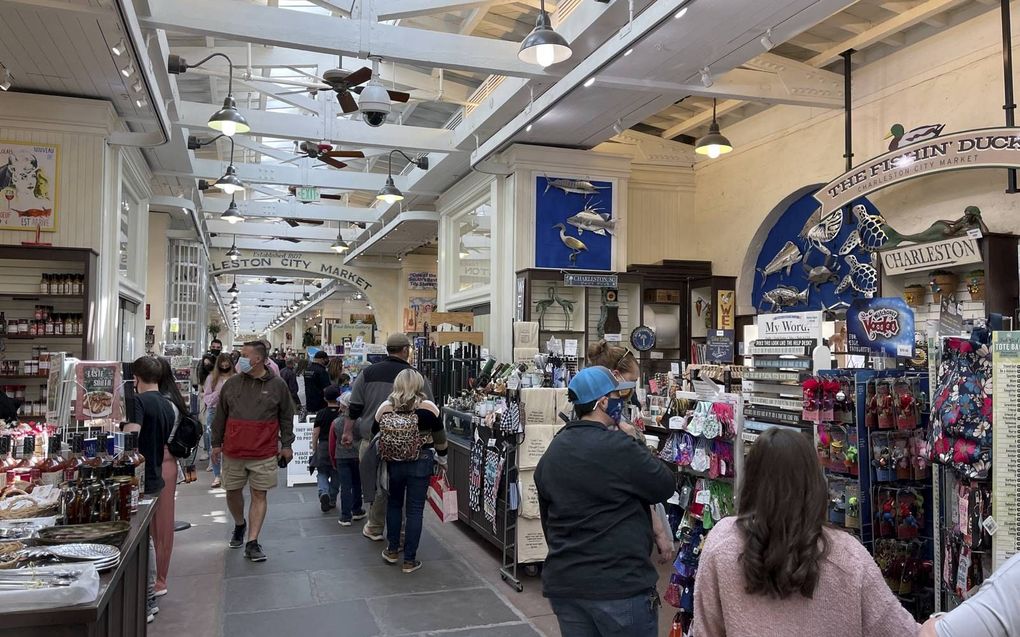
[303,362,331,412]
[280,366,300,405]
[534,420,675,600]
[211,368,296,460]
[348,356,433,442]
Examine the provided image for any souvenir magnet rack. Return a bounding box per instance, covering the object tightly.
[498,390,525,592]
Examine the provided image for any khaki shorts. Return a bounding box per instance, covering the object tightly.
[221,456,279,492]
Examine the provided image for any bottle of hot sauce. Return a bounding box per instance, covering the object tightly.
[84,432,109,468]
[17,435,40,469]
[38,434,65,486]
[63,435,85,482]
[114,433,145,511]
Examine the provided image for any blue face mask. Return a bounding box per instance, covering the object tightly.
[237,357,253,374]
[605,397,625,425]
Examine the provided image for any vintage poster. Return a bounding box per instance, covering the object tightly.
[404,296,437,332]
[75,361,122,421]
[407,271,437,290]
[0,141,59,231]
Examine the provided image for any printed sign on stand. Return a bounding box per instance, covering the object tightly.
[991,331,1020,567]
[938,298,965,337]
[706,330,735,364]
[75,362,123,421]
[287,415,316,487]
[846,298,915,358]
[756,311,823,342]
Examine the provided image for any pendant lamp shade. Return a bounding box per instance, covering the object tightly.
[518,3,571,67]
[215,165,245,195]
[208,95,250,136]
[694,99,733,159]
[376,176,403,204]
[221,196,244,224]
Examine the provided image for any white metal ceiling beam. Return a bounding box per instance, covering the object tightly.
[304,0,355,16]
[162,158,416,192]
[210,236,342,253]
[206,220,354,241]
[141,0,556,79]
[230,137,294,162]
[807,0,962,67]
[659,99,744,138]
[203,198,381,223]
[375,0,509,20]
[175,100,456,153]
[342,210,439,263]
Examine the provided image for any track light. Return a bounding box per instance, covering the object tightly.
[221,195,244,224]
[518,0,571,67]
[167,53,249,136]
[761,28,774,51]
[674,6,688,18]
[0,65,11,92]
[131,79,143,93]
[700,67,713,88]
[376,150,428,204]
[623,48,634,57]
[612,119,624,135]
[525,124,533,132]
[695,99,733,159]
[120,62,135,78]
[111,38,127,56]
[583,77,595,88]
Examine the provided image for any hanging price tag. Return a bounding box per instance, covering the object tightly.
[695,489,712,505]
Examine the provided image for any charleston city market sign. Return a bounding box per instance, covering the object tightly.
[209,248,373,291]
[814,126,1020,216]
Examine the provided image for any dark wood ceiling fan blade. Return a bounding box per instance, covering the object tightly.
[280,237,302,243]
[387,90,411,103]
[298,219,325,226]
[338,90,359,113]
[320,157,348,170]
[324,150,365,158]
[319,193,345,200]
[284,219,300,227]
[344,66,373,87]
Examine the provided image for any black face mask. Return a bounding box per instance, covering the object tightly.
[204,363,214,370]
[218,365,231,372]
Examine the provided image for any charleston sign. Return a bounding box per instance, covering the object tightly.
[209,249,373,291]
[814,126,1020,216]
[879,235,983,275]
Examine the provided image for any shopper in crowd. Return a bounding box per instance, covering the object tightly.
[336,372,352,395]
[280,356,302,412]
[202,353,235,488]
[920,550,1020,637]
[194,353,217,461]
[341,332,433,541]
[229,350,240,366]
[304,350,331,414]
[329,391,365,526]
[311,385,342,511]
[535,365,674,637]
[212,340,296,562]
[327,356,345,386]
[271,348,287,373]
[209,338,223,356]
[125,356,178,622]
[692,427,920,637]
[587,339,674,564]
[237,339,280,376]
[374,369,447,573]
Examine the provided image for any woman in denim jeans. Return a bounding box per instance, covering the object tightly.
[373,370,447,574]
[203,353,235,488]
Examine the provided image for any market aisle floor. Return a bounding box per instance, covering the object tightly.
[147,466,559,637]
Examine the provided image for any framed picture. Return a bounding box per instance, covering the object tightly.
[535,175,613,271]
[0,141,59,231]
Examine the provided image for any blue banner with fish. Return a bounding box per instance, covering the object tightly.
[535,175,613,271]
[751,188,881,312]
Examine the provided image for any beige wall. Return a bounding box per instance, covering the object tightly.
[691,7,1020,311]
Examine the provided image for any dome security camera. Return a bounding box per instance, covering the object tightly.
[358,80,391,127]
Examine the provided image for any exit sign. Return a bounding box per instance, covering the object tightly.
[295,186,320,202]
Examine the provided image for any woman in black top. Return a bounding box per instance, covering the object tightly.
[374,369,447,574]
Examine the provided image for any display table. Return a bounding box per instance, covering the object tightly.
[0,500,157,637]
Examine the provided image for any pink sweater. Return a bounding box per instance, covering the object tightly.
[692,517,920,637]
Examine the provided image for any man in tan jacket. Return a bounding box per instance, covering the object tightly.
[212,341,295,562]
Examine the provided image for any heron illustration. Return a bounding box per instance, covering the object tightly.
[553,223,587,264]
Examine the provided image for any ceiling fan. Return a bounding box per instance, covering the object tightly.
[265,277,296,285]
[284,141,365,169]
[261,236,302,244]
[312,66,410,114]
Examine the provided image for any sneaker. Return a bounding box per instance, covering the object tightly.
[338,519,352,527]
[153,588,168,598]
[244,540,267,562]
[402,560,423,574]
[352,510,367,521]
[381,549,400,564]
[205,463,214,472]
[211,477,221,489]
[146,600,159,623]
[362,526,384,541]
[320,493,331,512]
[229,522,247,548]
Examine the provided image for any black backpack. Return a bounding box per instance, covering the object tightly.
[166,399,204,459]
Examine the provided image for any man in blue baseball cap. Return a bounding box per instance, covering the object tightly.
[535,366,674,637]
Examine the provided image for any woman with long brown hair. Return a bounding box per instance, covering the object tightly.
[203,353,235,488]
[692,428,920,637]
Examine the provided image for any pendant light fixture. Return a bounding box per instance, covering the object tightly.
[331,225,350,253]
[188,134,246,195]
[227,276,239,295]
[518,0,571,67]
[221,195,244,224]
[694,99,733,159]
[168,53,250,136]
[376,150,429,204]
[226,235,241,261]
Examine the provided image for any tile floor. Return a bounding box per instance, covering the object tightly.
[147,466,559,637]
